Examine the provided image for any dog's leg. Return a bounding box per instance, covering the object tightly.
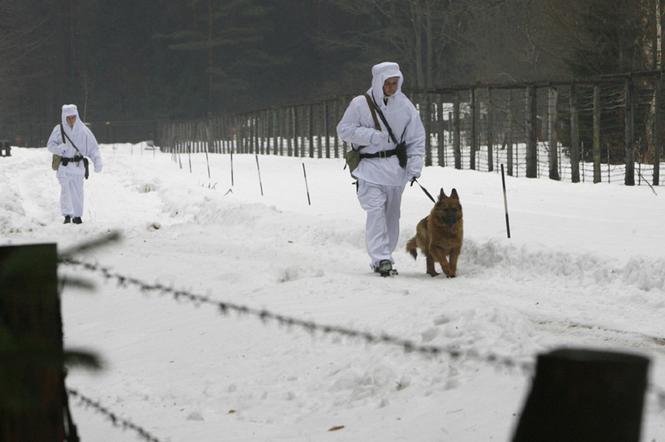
[431,248,452,277]
[448,252,459,278]
[425,253,439,277]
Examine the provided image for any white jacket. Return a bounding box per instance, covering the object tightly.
[47,104,102,178]
[337,62,425,186]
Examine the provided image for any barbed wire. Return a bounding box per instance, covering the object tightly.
[58,256,534,375]
[66,387,165,442]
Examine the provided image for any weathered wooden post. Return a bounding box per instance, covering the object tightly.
[424,95,433,167]
[261,110,266,155]
[513,348,649,442]
[316,103,322,158]
[333,98,340,158]
[570,83,581,183]
[287,107,293,157]
[278,108,285,156]
[548,86,560,180]
[593,84,602,183]
[293,106,299,157]
[437,98,446,167]
[655,75,663,186]
[323,101,330,159]
[308,104,315,158]
[0,244,65,441]
[526,85,538,178]
[453,93,462,169]
[487,88,494,172]
[470,88,477,170]
[625,77,635,186]
[507,90,514,176]
[252,113,258,154]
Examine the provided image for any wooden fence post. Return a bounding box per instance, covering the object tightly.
[293,106,299,157]
[323,101,330,159]
[0,244,64,442]
[454,93,462,169]
[593,84,602,183]
[655,75,662,186]
[570,84,580,183]
[549,86,560,180]
[487,88,494,172]
[438,97,446,167]
[308,104,315,158]
[625,78,635,186]
[526,85,538,178]
[333,99,340,158]
[278,109,284,156]
[513,348,649,442]
[470,88,477,170]
[424,95,433,167]
[507,91,514,176]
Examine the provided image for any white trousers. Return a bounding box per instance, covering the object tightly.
[357,180,406,268]
[58,174,85,217]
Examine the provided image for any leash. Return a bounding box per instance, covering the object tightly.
[410,178,436,203]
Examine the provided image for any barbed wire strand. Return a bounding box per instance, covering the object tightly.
[66,387,165,442]
[59,257,534,375]
[59,231,123,258]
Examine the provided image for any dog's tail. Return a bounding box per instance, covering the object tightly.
[406,236,418,259]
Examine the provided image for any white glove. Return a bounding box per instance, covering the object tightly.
[370,131,390,146]
[58,144,76,157]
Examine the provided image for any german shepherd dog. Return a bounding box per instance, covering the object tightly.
[406,188,463,277]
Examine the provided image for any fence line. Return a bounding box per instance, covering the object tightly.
[59,256,533,373]
[155,72,665,188]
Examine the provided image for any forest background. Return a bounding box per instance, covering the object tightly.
[0,0,663,130]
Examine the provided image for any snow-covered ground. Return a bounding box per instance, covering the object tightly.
[2,144,665,441]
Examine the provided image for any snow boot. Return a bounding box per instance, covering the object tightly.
[375,259,398,277]
[63,215,71,224]
[72,217,83,224]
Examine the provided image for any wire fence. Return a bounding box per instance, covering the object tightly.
[59,256,533,373]
[59,254,665,440]
[155,70,665,188]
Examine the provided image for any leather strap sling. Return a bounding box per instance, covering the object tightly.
[364,94,381,131]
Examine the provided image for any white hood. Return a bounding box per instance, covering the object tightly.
[368,62,404,106]
[61,104,85,140]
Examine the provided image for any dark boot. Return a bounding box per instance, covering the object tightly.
[72,217,83,224]
[63,215,71,224]
[375,260,397,277]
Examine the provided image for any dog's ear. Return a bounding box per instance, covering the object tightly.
[451,188,459,199]
[439,188,446,200]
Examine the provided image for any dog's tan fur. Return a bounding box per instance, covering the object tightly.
[406,188,463,277]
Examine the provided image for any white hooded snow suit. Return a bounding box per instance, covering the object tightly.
[336,62,426,268]
[47,104,103,219]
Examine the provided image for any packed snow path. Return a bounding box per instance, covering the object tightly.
[2,145,665,441]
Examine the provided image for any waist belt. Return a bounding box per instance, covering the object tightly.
[359,148,397,159]
[61,155,84,166]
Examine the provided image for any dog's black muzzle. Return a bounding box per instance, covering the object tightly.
[443,209,457,225]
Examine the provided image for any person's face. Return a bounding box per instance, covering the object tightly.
[66,115,76,127]
[383,76,400,97]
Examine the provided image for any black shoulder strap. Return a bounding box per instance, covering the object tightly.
[368,94,398,144]
[363,94,381,130]
[60,123,82,154]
